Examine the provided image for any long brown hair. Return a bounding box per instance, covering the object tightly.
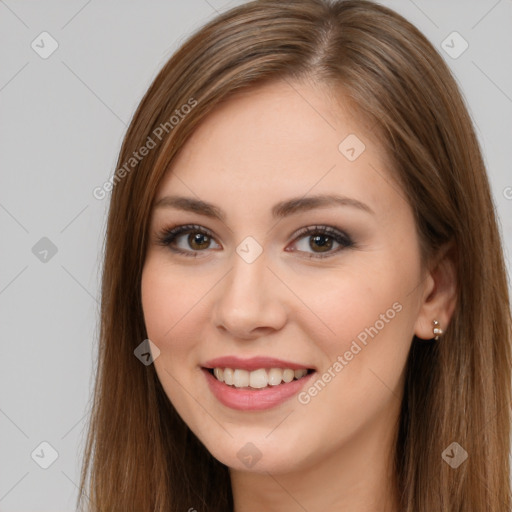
[78,1,512,510]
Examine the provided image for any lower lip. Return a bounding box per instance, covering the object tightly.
[202,368,315,411]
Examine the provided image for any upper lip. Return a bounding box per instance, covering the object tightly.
[203,356,315,372]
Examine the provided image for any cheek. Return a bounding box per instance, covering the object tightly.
[141,256,204,348]
[295,252,419,413]
[141,258,203,414]
[298,262,412,350]
[141,260,196,371]
[290,269,413,442]
[141,263,172,344]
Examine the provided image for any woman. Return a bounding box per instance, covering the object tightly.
[78,0,512,510]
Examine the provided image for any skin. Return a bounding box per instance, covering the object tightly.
[141,78,456,512]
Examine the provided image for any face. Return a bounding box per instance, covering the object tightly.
[141,79,427,474]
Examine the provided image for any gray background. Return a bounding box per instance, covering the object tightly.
[0,0,511,510]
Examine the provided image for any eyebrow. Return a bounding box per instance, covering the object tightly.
[154,193,374,221]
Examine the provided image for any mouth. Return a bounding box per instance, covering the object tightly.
[201,357,317,411]
[204,367,315,389]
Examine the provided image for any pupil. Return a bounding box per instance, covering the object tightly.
[311,234,332,252]
[190,233,209,249]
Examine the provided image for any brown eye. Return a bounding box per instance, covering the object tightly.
[288,225,353,259]
[309,234,334,252]
[156,224,221,257]
[188,232,211,250]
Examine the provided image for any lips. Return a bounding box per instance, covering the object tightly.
[203,356,315,372]
[201,356,316,411]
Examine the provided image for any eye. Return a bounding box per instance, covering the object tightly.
[156,223,353,259]
[156,224,221,258]
[287,225,354,259]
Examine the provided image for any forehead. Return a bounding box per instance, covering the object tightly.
[155,80,400,222]
[169,80,364,173]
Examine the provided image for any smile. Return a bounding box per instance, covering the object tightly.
[209,367,310,388]
[201,356,316,411]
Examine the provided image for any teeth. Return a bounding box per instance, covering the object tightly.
[211,367,310,388]
[282,369,294,383]
[223,368,234,385]
[294,369,307,379]
[233,369,249,388]
[268,368,283,386]
[249,368,268,389]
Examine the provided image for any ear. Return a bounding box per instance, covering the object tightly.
[413,243,458,340]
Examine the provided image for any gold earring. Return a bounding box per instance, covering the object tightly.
[433,320,443,340]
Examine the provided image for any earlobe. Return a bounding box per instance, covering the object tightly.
[432,319,443,340]
[413,244,457,341]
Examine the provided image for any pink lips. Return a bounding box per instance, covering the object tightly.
[202,356,315,411]
[203,356,313,371]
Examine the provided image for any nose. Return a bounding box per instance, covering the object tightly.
[212,250,287,340]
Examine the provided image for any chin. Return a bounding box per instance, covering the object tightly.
[198,431,312,474]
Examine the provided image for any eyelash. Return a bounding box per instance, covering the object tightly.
[155,223,354,259]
